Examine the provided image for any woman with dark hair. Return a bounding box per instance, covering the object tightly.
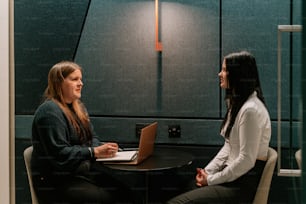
[31,61,134,204]
[167,51,271,204]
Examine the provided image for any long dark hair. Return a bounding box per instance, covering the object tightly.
[44,61,93,143]
[220,51,266,138]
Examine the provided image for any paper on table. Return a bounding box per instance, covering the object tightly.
[96,150,138,162]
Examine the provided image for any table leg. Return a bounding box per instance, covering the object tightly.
[145,172,149,203]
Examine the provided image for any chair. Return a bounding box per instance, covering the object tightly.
[24,146,39,204]
[252,147,277,204]
[295,149,302,169]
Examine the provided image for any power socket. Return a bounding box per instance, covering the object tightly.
[168,125,181,138]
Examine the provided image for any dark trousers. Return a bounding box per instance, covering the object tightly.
[32,163,137,204]
[167,160,266,204]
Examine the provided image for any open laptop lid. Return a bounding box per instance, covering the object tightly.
[99,122,157,165]
[135,122,157,164]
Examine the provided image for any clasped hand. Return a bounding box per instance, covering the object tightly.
[94,142,119,158]
[195,168,208,187]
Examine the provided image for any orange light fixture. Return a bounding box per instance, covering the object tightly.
[155,0,162,51]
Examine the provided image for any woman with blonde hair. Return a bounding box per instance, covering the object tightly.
[31,61,134,204]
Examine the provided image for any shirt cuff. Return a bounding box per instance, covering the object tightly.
[88,147,96,159]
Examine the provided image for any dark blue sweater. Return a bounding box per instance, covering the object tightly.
[31,100,101,178]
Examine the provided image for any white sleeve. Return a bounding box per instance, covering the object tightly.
[204,141,230,175]
[206,108,261,185]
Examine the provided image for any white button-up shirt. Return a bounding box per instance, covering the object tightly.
[205,91,271,185]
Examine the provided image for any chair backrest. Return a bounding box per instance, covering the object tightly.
[252,147,277,204]
[24,146,39,204]
[295,149,302,169]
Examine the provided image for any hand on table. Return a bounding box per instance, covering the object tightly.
[94,142,119,158]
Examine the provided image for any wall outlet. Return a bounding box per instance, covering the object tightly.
[135,123,149,138]
[168,125,181,138]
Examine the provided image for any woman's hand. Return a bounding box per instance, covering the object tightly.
[93,143,119,158]
[195,168,208,187]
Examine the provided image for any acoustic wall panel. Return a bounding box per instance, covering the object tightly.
[222,0,299,120]
[76,0,220,118]
[15,0,90,114]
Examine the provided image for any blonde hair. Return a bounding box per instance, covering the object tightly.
[44,61,92,142]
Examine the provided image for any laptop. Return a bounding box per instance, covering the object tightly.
[96,122,157,165]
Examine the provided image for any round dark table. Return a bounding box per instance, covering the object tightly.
[106,146,193,171]
[104,146,194,203]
